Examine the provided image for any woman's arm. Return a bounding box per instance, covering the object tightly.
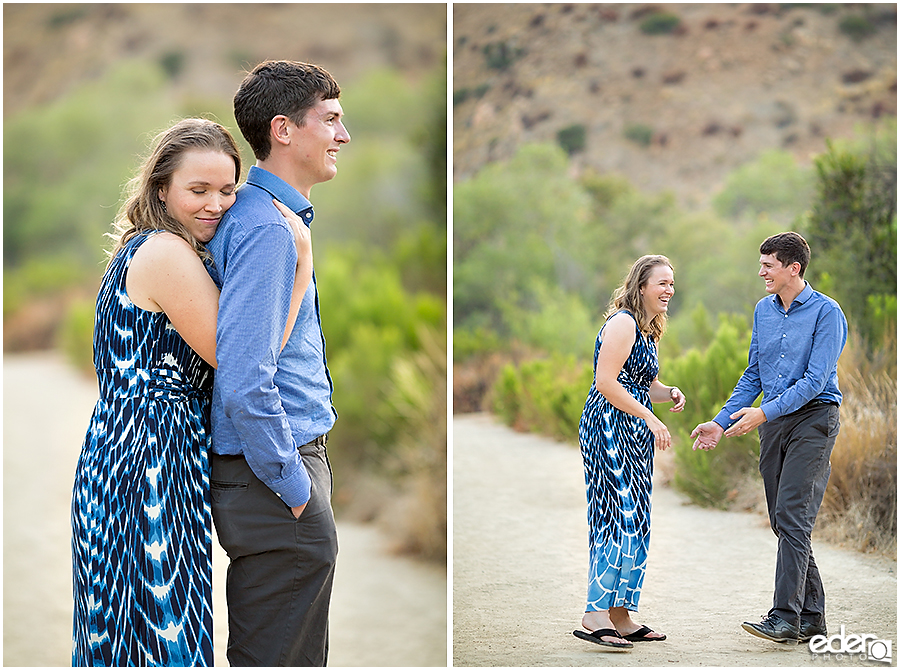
[649,378,685,412]
[126,225,307,368]
[595,313,672,450]
[273,199,313,350]
[126,232,220,367]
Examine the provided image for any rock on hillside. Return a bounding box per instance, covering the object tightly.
[453,3,896,206]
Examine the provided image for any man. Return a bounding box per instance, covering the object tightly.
[206,60,350,666]
[691,232,847,646]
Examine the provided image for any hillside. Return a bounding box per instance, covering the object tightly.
[452,3,896,206]
[3,3,446,119]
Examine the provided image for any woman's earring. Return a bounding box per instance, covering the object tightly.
[160,200,167,212]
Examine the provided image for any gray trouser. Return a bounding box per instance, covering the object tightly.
[757,402,839,628]
[211,441,338,666]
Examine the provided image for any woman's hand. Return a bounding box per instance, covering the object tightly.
[272,199,314,351]
[669,386,686,412]
[273,200,313,282]
[645,413,672,451]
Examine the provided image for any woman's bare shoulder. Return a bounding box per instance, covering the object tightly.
[131,231,201,268]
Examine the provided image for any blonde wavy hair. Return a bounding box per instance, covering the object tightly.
[604,254,674,342]
[106,118,241,264]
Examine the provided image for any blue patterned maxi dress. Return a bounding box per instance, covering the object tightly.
[71,231,214,666]
[578,310,658,613]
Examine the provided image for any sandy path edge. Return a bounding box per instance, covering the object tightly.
[3,351,446,667]
[452,413,897,667]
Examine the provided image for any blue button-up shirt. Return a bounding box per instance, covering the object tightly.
[206,166,336,507]
[713,282,847,430]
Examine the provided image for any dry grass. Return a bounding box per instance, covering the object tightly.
[816,356,897,558]
[380,327,448,562]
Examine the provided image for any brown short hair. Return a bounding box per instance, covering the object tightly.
[759,231,811,278]
[234,60,341,161]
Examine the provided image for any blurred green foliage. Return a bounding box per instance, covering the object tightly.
[453,143,789,363]
[712,149,815,222]
[4,61,173,268]
[459,120,895,510]
[319,247,446,470]
[490,355,592,441]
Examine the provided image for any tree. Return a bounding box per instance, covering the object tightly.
[802,123,897,345]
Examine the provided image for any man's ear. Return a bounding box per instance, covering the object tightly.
[270,115,291,147]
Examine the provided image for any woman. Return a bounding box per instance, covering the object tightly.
[573,255,685,650]
[71,118,311,666]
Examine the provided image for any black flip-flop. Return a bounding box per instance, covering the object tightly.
[622,625,666,642]
[573,628,634,650]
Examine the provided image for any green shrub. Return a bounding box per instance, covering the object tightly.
[489,355,593,441]
[159,51,186,79]
[483,41,525,70]
[59,297,96,373]
[3,59,174,268]
[452,85,490,107]
[47,6,88,29]
[453,88,472,106]
[839,14,877,41]
[712,149,814,221]
[453,326,503,361]
[3,256,94,316]
[492,363,524,428]
[663,318,760,507]
[557,124,587,156]
[317,246,446,475]
[640,12,681,35]
[623,123,654,147]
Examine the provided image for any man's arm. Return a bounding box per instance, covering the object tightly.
[691,307,763,449]
[711,309,764,431]
[216,222,311,508]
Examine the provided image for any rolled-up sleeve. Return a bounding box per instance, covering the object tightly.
[215,221,311,507]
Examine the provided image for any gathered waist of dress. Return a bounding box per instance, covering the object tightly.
[615,375,651,395]
[96,366,210,403]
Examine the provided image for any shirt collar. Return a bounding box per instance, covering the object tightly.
[773,280,813,310]
[245,165,314,218]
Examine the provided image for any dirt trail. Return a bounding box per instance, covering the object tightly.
[3,352,446,667]
[453,413,896,667]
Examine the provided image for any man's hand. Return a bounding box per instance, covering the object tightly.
[690,421,724,451]
[291,502,308,519]
[724,407,767,438]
